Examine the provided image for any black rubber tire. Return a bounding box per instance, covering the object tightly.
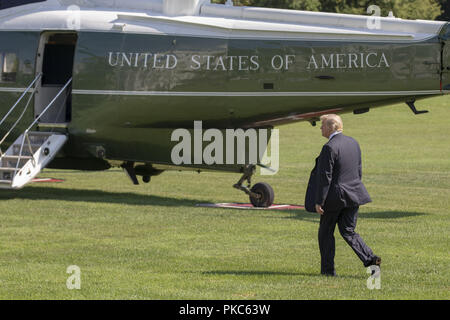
[249,182,274,208]
[142,175,151,183]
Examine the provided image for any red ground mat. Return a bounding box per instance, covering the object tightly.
[31,178,65,183]
[196,203,304,210]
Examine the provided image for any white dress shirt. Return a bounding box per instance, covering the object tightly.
[329,131,342,141]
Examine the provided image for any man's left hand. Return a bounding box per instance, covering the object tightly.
[315,204,324,215]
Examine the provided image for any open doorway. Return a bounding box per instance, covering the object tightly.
[35,32,77,125]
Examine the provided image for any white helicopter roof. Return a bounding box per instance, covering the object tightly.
[0,0,446,42]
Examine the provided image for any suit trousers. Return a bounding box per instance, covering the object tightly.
[318,206,375,275]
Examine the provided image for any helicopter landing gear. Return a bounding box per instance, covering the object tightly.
[233,165,274,208]
[121,162,163,185]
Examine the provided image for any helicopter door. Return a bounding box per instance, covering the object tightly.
[35,32,77,125]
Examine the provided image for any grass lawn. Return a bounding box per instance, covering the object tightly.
[0,96,448,299]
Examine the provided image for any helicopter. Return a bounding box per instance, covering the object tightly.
[0,0,448,207]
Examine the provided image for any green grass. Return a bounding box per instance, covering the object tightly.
[0,96,449,299]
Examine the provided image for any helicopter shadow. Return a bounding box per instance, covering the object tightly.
[0,186,207,207]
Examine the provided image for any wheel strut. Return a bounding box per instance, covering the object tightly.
[233,165,261,200]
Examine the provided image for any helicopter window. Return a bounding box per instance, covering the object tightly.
[0,0,46,10]
[0,53,18,83]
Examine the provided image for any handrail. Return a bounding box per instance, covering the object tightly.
[0,73,42,128]
[11,77,72,175]
[25,78,72,134]
[0,73,42,156]
[0,86,36,147]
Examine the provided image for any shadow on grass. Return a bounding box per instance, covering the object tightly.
[203,270,302,276]
[0,186,207,207]
[201,270,361,279]
[358,211,427,219]
[0,186,429,221]
[285,210,427,222]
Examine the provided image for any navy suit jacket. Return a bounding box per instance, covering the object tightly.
[305,133,371,212]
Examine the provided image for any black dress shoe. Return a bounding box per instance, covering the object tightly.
[321,272,337,277]
[373,256,381,267]
[365,256,381,268]
[368,256,381,276]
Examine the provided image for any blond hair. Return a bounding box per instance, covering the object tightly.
[320,114,343,132]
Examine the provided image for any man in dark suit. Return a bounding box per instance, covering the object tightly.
[314,114,381,276]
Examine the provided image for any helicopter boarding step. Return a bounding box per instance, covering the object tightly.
[0,131,67,189]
